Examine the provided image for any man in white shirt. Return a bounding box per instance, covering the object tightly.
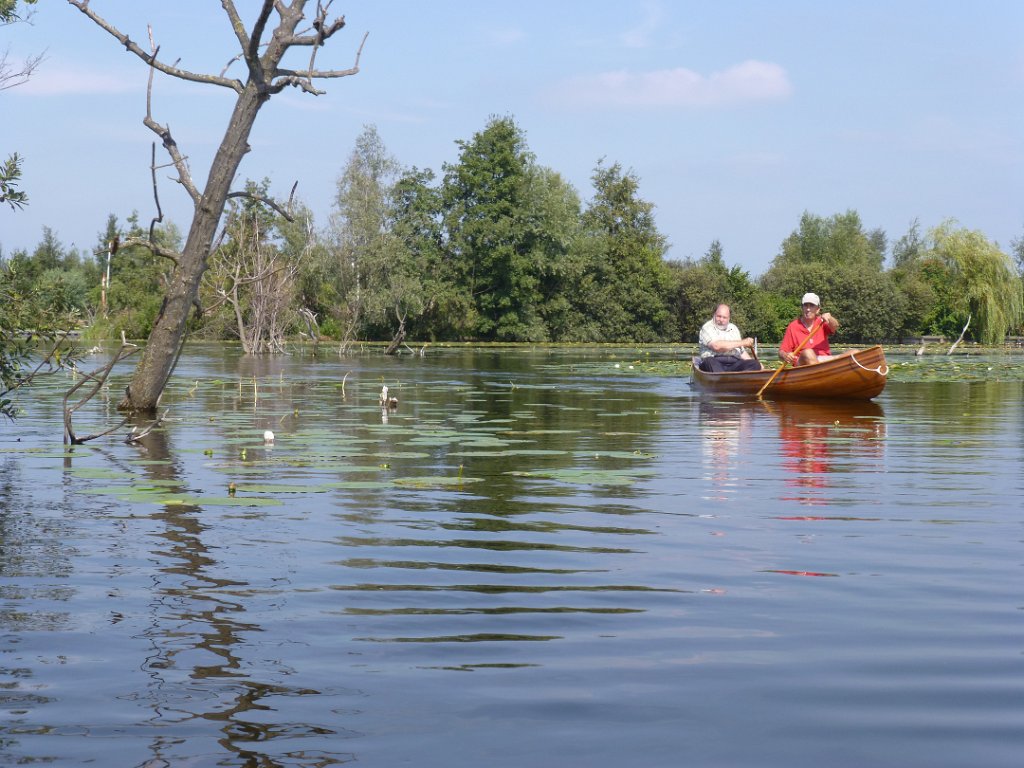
[698,304,761,372]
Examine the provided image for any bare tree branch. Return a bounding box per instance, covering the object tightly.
[247,0,276,64]
[63,339,140,445]
[0,329,76,400]
[947,314,972,355]
[124,409,169,444]
[0,49,45,91]
[303,1,332,81]
[225,187,297,222]
[120,235,180,266]
[66,0,245,92]
[144,34,201,206]
[284,9,347,46]
[220,0,253,56]
[269,31,366,95]
[147,143,167,239]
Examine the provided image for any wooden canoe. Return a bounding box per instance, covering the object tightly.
[690,345,888,400]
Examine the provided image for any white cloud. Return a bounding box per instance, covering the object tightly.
[549,60,793,109]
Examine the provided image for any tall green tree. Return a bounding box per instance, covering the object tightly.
[672,240,779,343]
[1012,228,1024,275]
[102,213,180,339]
[330,124,405,345]
[442,116,549,341]
[772,210,885,271]
[578,161,674,342]
[388,167,456,341]
[671,242,730,343]
[527,167,583,341]
[761,209,903,342]
[891,218,924,269]
[1012,229,1024,335]
[924,220,1023,344]
[888,218,938,340]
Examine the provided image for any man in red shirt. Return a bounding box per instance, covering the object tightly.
[778,292,840,366]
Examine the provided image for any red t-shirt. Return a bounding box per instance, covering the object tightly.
[780,318,834,357]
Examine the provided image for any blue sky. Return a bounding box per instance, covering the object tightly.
[3,1,1022,276]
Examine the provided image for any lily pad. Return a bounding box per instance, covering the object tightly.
[393,476,485,489]
[229,483,332,493]
[67,467,137,480]
[505,468,657,486]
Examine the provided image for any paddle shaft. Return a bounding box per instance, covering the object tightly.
[756,319,823,398]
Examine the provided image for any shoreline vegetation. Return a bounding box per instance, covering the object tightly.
[3,120,1022,359]
[4,119,1022,418]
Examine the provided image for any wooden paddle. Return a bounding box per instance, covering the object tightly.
[756,319,822,398]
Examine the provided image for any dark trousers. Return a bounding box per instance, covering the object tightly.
[700,356,761,373]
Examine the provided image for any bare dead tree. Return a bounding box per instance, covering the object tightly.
[297,307,320,340]
[383,304,408,356]
[203,213,301,354]
[68,0,366,413]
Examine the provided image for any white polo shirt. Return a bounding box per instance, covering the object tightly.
[699,319,743,358]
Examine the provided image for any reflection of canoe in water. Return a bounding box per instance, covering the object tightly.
[755,397,885,424]
[690,345,888,400]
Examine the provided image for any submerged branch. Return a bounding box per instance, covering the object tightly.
[63,338,140,445]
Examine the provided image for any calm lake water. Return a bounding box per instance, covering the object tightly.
[1,345,1022,767]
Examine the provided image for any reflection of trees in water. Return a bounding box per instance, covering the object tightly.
[130,425,354,767]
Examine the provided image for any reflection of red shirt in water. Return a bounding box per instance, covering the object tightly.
[780,423,829,494]
[780,318,834,358]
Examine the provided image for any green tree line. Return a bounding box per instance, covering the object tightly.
[3,115,1023,364]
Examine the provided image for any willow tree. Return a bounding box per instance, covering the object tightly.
[69,1,364,413]
[926,220,1023,344]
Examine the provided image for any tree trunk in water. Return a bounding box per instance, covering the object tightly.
[68,1,363,411]
[384,324,406,356]
[119,87,265,412]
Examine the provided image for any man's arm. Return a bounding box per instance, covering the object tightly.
[708,337,753,354]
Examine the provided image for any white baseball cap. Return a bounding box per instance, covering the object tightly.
[801,292,820,306]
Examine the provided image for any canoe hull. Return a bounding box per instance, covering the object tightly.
[690,345,888,400]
